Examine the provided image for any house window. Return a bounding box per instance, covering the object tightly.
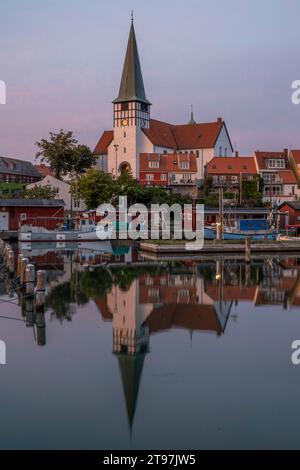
[124,147,126,154]
[121,102,129,111]
[196,150,199,157]
[179,161,189,170]
[224,147,227,157]
[182,174,193,183]
[160,174,167,181]
[219,146,222,156]
[146,174,154,181]
[124,132,126,138]
[268,159,285,169]
[163,150,167,155]
[149,161,159,168]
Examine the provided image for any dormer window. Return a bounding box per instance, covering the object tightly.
[149,161,159,168]
[268,159,285,168]
[179,161,189,170]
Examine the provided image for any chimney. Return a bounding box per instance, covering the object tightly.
[283,148,288,157]
[217,117,222,123]
[235,151,239,157]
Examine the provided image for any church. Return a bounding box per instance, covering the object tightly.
[94,18,234,185]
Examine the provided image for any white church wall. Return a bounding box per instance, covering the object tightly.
[214,125,233,157]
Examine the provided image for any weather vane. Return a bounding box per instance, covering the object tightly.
[131,10,134,23]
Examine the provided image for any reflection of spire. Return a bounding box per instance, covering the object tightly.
[189,329,193,348]
[117,353,146,434]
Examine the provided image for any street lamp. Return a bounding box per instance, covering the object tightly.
[114,144,119,179]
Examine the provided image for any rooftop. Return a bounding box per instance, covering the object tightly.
[0,199,65,207]
[0,156,41,178]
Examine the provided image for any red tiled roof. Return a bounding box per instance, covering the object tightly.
[94,118,230,154]
[278,171,298,184]
[34,164,55,177]
[140,153,197,173]
[143,119,177,149]
[94,130,114,154]
[255,150,288,170]
[206,156,257,175]
[143,119,226,150]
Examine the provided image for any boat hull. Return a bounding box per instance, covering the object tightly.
[204,226,279,241]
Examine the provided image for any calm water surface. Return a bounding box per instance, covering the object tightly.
[1,246,300,449]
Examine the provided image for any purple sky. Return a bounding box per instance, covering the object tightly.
[1,0,300,161]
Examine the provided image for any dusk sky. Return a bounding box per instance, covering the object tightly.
[1,0,300,161]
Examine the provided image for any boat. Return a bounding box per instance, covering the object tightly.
[204,218,279,241]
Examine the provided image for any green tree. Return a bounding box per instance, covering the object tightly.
[242,178,262,205]
[73,169,116,209]
[35,130,96,179]
[23,184,57,200]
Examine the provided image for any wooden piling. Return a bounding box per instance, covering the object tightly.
[245,237,251,264]
[0,239,5,259]
[17,253,23,279]
[36,311,46,346]
[20,257,29,286]
[7,249,15,273]
[25,264,35,295]
[25,296,35,327]
[35,270,46,312]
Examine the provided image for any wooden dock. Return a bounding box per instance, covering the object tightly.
[140,240,300,254]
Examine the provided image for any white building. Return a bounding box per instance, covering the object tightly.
[94,19,234,181]
[26,175,86,213]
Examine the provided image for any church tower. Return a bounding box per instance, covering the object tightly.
[109,16,151,178]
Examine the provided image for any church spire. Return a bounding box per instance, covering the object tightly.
[188,104,197,125]
[113,18,150,104]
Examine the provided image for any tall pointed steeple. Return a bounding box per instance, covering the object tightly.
[188,104,197,125]
[113,18,150,104]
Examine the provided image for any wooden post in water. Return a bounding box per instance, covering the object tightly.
[25,264,35,296]
[20,257,29,287]
[4,243,10,265]
[0,239,5,260]
[35,270,46,346]
[245,237,251,264]
[7,249,15,273]
[17,253,23,280]
[25,295,35,327]
[36,270,46,312]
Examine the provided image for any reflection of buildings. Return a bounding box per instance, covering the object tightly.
[94,259,300,431]
[96,268,233,431]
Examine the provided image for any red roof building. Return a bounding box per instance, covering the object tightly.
[206,155,258,191]
[254,149,300,204]
[139,152,197,194]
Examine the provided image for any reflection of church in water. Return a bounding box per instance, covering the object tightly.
[96,267,233,430]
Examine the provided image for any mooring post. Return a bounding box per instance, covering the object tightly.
[36,270,46,312]
[4,243,10,265]
[7,249,15,274]
[17,253,23,280]
[245,237,251,264]
[25,295,35,327]
[0,239,5,260]
[25,264,35,296]
[36,311,46,346]
[20,257,29,287]
[35,270,46,346]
